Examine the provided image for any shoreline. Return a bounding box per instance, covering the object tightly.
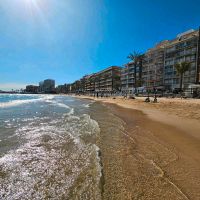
[84,96,200,199]
[75,95,200,138]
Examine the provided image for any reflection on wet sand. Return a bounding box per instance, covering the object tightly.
[90,102,200,200]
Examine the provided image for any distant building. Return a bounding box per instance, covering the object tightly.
[39,79,55,93]
[72,80,81,93]
[56,84,71,94]
[69,66,121,95]
[26,85,39,93]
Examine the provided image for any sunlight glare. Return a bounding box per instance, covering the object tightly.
[20,0,49,24]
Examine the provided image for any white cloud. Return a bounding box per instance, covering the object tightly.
[0,83,27,91]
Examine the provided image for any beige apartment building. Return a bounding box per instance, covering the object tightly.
[122,29,200,93]
[121,61,143,94]
[94,66,121,93]
[73,66,121,95]
[84,74,96,94]
[142,41,168,92]
[164,29,200,91]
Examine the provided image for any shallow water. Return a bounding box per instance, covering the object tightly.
[0,94,102,199]
[90,103,193,200]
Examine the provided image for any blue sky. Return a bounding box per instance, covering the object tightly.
[0,0,200,90]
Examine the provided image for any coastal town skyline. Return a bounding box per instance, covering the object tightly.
[1,0,200,91]
[1,27,200,92]
[3,28,200,96]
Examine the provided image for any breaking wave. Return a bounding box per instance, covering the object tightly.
[0,95,54,108]
[0,96,102,200]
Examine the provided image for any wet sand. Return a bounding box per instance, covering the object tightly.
[89,100,200,200]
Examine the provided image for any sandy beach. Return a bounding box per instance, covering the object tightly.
[82,96,200,199]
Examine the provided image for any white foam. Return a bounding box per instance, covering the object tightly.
[0,95,54,108]
[0,116,98,199]
[56,102,71,109]
[83,104,90,108]
[0,99,102,199]
[45,100,74,115]
[83,101,95,108]
[93,144,102,177]
[67,108,74,115]
[0,99,40,108]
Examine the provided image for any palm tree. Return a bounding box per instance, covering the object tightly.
[127,51,143,93]
[175,61,191,92]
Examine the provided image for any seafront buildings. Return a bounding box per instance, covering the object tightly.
[25,79,56,94]
[142,41,168,92]
[56,84,71,94]
[25,85,39,93]
[25,28,200,96]
[71,66,121,95]
[163,30,200,90]
[93,66,121,94]
[121,60,143,94]
[39,79,56,93]
[84,74,96,94]
[120,29,200,94]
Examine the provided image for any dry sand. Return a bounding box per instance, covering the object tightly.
[78,96,200,139]
[78,95,200,121]
[77,95,200,199]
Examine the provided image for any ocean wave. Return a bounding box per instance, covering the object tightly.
[0,95,102,199]
[0,95,54,108]
[67,108,74,115]
[0,99,41,108]
[82,101,95,108]
[45,100,74,115]
[64,114,100,148]
[83,103,91,108]
[0,113,101,199]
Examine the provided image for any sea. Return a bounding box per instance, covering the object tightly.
[0,94,102,200]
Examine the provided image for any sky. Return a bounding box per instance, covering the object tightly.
[0,0,200,90]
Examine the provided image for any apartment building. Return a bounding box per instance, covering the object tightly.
[121,66,129,92]
[56,84,72,94]
[121,60,143,94]
[142,41,168,92]
[70,80,81,93]
[39,79,55,93]
[25,85,39,93]
[164,29,200,91]
[121,29,200,93]
[94,66,121,93]
[84,74,96,94]
[81,66,121,94]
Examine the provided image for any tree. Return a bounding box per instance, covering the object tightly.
[175,61,191,92]
[127,51,143,91]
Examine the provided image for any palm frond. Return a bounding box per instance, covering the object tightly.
[127,51,143,63]
[175,61,191,75]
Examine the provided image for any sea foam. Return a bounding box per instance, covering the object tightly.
[0,95,54,108]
